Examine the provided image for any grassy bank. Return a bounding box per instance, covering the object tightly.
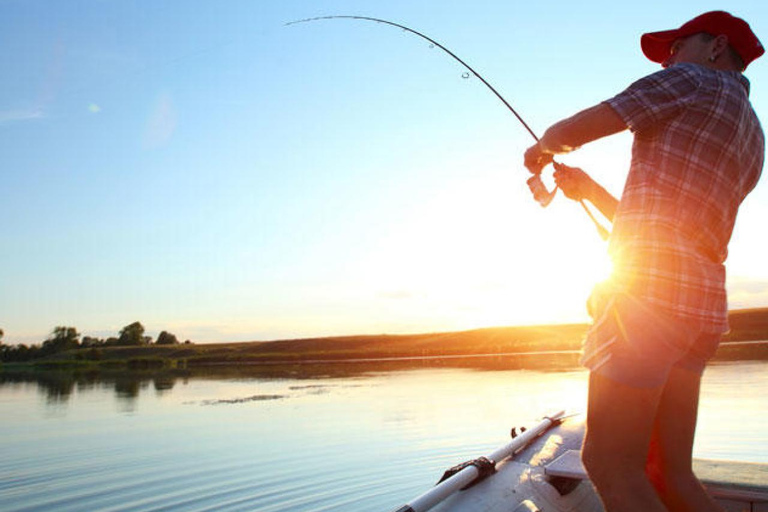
[4,308,768,371]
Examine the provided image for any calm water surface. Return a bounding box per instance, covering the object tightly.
[1,359,766,512]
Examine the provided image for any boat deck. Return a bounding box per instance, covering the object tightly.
[546,450,768,512]
[418,415,767,512]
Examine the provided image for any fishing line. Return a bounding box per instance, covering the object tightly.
[286,15,610,240]
[286,15,540,141]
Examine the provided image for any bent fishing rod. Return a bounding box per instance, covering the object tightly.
[286,15,610,240]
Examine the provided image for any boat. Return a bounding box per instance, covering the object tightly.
[390,411,768,512]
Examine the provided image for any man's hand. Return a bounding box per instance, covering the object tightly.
[524,142,554,175]
[553,162,593,201]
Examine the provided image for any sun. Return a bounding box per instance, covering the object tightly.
[353,169,614,332]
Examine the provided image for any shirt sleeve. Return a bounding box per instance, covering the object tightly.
[604,64,702,134]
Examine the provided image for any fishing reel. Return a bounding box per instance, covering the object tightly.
[526,167,610,240]
[526,174,557,207]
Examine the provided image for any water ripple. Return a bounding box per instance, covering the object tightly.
[1,362,765,511]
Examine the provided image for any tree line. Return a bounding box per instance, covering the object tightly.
[0,322,190,363]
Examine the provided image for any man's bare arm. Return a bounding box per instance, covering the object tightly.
[585,180,619,222]
[553,163,619,222]
[524,103,627,174]
[541,103,627,153]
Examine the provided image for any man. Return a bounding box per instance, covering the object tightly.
[524,11,764,512]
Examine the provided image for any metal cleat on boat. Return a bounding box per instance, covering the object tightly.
[512,499,540,512]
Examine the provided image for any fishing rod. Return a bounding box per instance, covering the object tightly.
[286,15,610,239]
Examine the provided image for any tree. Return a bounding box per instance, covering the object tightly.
[42,326,80,354]
[118,322,147,346]
[81,336,104,348]
[156,331,179,345]
[102,337,119,347]
[0,329,6,361]
[5,344,37,362]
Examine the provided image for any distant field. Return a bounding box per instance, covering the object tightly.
[9,308,765,370]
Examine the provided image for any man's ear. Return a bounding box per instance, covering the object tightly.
[711,34,730,61]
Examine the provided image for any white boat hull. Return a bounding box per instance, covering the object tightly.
[421,415,768,512]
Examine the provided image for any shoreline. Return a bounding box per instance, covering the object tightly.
[3,308,768,372]
[2,340,766,374]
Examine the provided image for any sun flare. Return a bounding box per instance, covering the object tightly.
[356,173,614,332]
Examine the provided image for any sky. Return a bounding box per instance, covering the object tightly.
[2,0,768,345]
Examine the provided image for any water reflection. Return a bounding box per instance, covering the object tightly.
[0,353,580,411]
[0,358,765,512]
[0,369,181,406]
[0,352,582,407]
[41,374,76,403]
[153,376,176,393]
[4,341,765,409]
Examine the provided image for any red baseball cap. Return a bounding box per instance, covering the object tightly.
[641,11,764,69]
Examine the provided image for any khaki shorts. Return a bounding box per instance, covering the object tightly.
[581,292,722,388]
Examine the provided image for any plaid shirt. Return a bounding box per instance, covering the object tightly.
[604,63,764,333]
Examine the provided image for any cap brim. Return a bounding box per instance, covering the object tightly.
[641,29,682,63]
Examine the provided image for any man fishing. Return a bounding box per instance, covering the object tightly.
[524,11,764,512]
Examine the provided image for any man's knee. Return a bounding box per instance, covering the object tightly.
[582,429,651,488]
[645,456,671,499]
[581,432,616,485]
[581,434,599,474]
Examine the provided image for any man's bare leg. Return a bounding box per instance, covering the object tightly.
[582,371,668,512]
[646,366,725,512]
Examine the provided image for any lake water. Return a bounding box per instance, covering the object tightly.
[1,358,766,512]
